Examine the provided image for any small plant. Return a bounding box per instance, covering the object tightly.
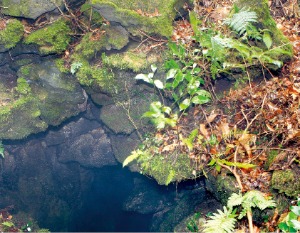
[142,101,178,129]
[186,212,201,232]
[278,197,300,232]
[203,190,276,233]
[70,62,83,74]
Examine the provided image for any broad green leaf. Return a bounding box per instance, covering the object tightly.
[162,106,171,115]
[188,80,200,95]
[219,159,256,169]
[151,64,157,73]
[166,68,177,80]
[208,159,216,166]
[263,31,272,49]
[172,71,184,88]
[290,219,300,230]
[165,59,180,69]
[123,150,141,167]
[193,67,201,74]
[179,98,191,111]
[291,206,300,216]
[189,129,199,141]
[191,94,211,105]
[154,79,164,89]
[278,222,289,231]
[153,118,166,129]
[1,221,14,227]
[135,73,153,84]
[148,72,154,79]
[165,117,177,127]
[149,101,162,114]
[215,163,221,172]
[182,138,193,151]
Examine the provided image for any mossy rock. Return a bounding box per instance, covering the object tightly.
[102,44,164,72]
[142,153,195,186]
[100,92,157,134]
[0,60,86,140]
[91,0,187,37]
[235,0,293,63]
[24,19,71,55]
[271,169,300,198]
[0,19,24,52]
[105,25,129,50]
[2,0,64,19]
[205,171,239,205]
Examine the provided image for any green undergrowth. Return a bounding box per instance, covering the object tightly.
[25,19,71,55]
[0,19,24,49]
[123,136,194,185]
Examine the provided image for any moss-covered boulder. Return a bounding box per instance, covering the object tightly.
[235,0,293,63]
[0,60,87,140]
[91,0,187,37]
[0,19,24,52]
[24,19,71,55]
[2,0,64,19]
[271,169,300,198]
[205,172,239,205]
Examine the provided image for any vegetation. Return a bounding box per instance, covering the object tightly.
[25,19,71,55]
[0,19,24,49]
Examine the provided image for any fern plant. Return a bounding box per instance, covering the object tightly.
[203,191,276,233]
[224,7,258,36]
[203,206,237,233]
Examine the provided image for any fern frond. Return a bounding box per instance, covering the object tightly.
[225,8,258,35]
[203,206,237,233]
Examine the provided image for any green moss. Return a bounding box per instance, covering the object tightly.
[2,0,30,18]
[55,59,69,73]
[0,19,24,49]
[80,3,104,29]
[134,148,194,185]
[15,77,31,95]
[236,0,293,61]
[104,25,129,50]
[102,52,154,72]
[91,0,184,37]
[25,19,71,55]
[271,170,300,198]
[73,32,107,60]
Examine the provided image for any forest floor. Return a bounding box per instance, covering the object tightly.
[152,0,300,231]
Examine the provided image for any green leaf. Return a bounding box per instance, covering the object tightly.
[161,106,171,115]
[70,62,82,74]
[1,221,14,227]
[123,150,142,167]
[165,59,180,69]
[166,68,177,80]
[151,64,157,73]
[154,79,164,89]
[135,73,153,84]
[179,98,191,111]
[208,159,216,166]
[290,219,300,230]
[191,90,211,104]
[263,31,272,49]
[219,159,257,169]
[172,70,184,88]
[278,222,289,231]
[291,206,300,216]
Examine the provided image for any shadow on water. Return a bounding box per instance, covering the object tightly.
[70,166,156,232]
